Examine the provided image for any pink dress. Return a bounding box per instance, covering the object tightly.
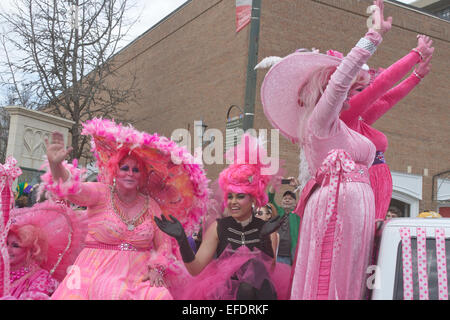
[340,50,422,221]
[50,182,181,300]
[2,265,59,300]
[290,31,380,300]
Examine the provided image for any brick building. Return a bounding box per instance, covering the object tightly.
[104,0,449,217]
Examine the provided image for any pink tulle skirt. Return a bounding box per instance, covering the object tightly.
[369,163,393,221]
[179,246,291,300]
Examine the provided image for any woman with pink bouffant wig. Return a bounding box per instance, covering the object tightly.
[155,133,292,300]
[3,224,59,300]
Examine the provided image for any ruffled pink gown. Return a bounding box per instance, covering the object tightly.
[340,50,422,221]
[51,183,181,300]
[3,266,59,300]
[290,31,380,300]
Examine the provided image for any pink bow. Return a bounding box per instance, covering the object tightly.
[0,156,21,297]
[316,149,355,179]
[316,149,355,228]
[0,156,22,183]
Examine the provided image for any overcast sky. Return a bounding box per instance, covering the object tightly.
[0,0,189,48]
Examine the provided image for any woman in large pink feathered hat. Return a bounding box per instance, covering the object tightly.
[259,0,393,299]
[40,118,210,300]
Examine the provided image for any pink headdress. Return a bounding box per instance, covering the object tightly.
[0,156,22,296]
[218,133,283,208]
[81,118,211,234]
[9,201,88,282]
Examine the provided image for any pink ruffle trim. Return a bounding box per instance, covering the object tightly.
[39,159,87,200]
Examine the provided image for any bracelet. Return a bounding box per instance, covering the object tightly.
[413,70,423,80]
[412,48,424,61]
[356,37,377,55]
[149,264,166,277]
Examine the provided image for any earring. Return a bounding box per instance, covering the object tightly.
[112,178,116,189]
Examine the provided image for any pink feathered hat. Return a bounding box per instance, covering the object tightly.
[260,51,342,143]
[81,118,211,234]
[218,133,283,208]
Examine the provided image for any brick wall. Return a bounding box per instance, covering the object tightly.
[107,0,449,211]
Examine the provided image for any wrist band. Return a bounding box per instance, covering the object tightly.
[149,264,166,277]
[356,37,377,55]
[412,48,424,61]
[413,70,423,80]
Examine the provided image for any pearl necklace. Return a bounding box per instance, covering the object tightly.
[110,186,149,231]
[10,266,31,283]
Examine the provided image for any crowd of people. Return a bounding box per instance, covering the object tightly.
[0,0,437,300]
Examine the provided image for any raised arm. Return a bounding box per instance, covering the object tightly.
[43,131,100,207]
[341,34,434,125]
[311,32,383,137]
[311,0,391,137]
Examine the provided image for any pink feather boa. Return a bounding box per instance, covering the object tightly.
[39,159,87,200]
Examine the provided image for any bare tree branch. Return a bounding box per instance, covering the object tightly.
[0,0,139,162]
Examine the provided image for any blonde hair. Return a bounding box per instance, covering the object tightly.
[297,65,337,143]
[297,65,370,143]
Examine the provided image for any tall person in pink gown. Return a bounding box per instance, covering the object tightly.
[41,118,210,300]
[260,0,392,299]
[340,34,434,223]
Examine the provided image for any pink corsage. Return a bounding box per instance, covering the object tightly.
[39,159,87,200]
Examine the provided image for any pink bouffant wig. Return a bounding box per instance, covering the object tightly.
[9,224,48,266]
[105,147,148,189]
[218,133,282,208]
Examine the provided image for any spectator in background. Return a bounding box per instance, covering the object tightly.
[268,177,301,266]
[256,203,280,267]
[386,206,401,219]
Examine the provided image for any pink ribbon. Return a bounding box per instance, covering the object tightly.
[316,149,355,226]
[399,227,414,300]
[417,227,429,300]
[0,156,22,297]
[435,228,448,300]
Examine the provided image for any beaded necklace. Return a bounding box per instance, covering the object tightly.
[110,186,149,231]
[10,265,32,283]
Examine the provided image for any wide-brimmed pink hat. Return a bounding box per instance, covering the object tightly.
[260,51,342,143]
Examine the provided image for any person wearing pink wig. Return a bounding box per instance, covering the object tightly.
[2,224,59,300]
[260,0,393,299]
[40,118,210,300]
[155,133,291,300]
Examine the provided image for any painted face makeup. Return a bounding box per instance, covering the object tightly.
[227,193,254,222]
[7,233,28,267]
[255,207,272,222]
[116,157,142,191]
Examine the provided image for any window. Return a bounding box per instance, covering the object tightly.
[390,0,450,21]
[394,237,450,299]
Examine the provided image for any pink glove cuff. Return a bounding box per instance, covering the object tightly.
[39,159,86,200]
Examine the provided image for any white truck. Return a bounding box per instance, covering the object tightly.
[371,218,450,300]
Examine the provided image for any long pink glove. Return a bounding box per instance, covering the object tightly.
[311,30,382,138]
[340,50,421,126]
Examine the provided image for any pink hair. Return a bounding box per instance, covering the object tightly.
[218,133,281,208]
[9,224,48,265]
[105,148,148,189]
